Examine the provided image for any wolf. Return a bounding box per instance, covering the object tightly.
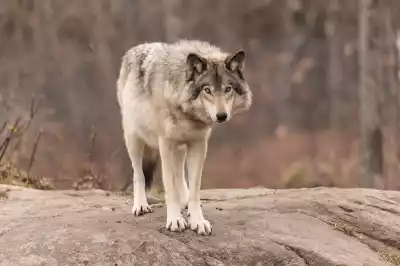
[116,39,252,235]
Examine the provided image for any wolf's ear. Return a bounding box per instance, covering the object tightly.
[186,53,207,78]
[225,50,246,73]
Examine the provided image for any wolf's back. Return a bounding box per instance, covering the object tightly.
[116,40,228,105]
[117,44,145,104]
[116,42,165,105]
[118,40,226,80]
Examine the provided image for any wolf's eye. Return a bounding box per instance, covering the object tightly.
[203,86,212,94]
[224,85,232,93]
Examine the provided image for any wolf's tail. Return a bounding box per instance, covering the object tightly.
[142,144,159,190]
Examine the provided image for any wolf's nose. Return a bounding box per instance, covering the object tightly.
[216,112,228,122]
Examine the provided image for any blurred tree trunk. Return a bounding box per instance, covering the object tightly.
[278,0,311,130]
[395,29,400,189]
[358,0,383,188]
[277,0,296,129]
[326,0,342,130]
[380,5,396,189]
[162,0,181,42]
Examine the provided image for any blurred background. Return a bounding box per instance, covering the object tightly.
[1,0,400,191]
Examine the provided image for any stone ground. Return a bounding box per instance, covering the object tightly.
[1,185,400,266]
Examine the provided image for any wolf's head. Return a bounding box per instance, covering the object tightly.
[185,50,252,123]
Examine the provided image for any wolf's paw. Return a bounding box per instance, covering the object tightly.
[189,217,212,235]
[166,216,187,232]
[132,203,152,216]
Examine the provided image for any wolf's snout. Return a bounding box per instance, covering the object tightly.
[216,112,228,123]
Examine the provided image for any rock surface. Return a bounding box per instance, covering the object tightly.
[1,185,400,266]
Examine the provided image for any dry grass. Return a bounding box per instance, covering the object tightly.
[0,94,53,190]
[0,162,53,190]
[333,222,357,237]
[379,248,400,265]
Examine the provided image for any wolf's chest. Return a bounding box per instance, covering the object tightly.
[135,114,210,148]
[161,115,211,142]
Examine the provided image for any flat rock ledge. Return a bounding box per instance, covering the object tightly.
[1,185,400,266]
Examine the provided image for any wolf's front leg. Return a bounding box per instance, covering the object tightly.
[186,139,211,235]
[159,137,187,232]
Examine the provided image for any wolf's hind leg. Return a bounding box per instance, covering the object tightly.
[177,156,189,211]
[124,132,152,216]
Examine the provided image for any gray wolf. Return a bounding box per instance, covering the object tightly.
[116,40,252,235]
